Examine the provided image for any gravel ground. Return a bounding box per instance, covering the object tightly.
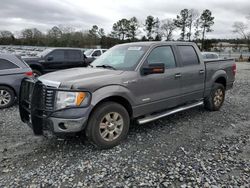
[0,62,249,187]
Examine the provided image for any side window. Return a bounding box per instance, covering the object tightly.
[178,46,199,66]
[65,50,81,61]
[0,59,19,70]
[147,46,176,69]
[102,50,107,53]
[49,50,64,61]
[92,50,101,57]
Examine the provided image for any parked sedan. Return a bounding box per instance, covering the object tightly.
[0,54,33,108]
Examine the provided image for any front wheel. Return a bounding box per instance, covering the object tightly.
[86,102,130,149]
[204,83,225,111]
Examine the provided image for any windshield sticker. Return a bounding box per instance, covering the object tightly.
[128,47,142,51]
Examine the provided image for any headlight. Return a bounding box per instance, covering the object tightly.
[55,91,90,110]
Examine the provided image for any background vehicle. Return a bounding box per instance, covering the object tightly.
[0,54,33,108]
[84,49,107,64]
[202,52,219,60]
[23,48,87,76]
[19,42,236,149]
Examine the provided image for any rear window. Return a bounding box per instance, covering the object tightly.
[178,46,199,66]
[65,50,81,61]
[0,59,19,70]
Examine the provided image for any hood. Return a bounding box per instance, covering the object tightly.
[38,67,124,90]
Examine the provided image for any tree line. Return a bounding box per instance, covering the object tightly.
[232,14,250,51]
[1,9,247,51]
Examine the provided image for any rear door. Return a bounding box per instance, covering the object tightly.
[176,45,205,103]
[134,45,182,114]
[64,50,83,68]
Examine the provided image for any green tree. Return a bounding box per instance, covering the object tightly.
[112,19,130,40]
[127,17,139,41]
[144,15,158,40]
[193,18,201,40]
[187,9,199,41]
[47,26,62,39]
[98,28,105,38]
[174,9,189,40]
[161,19,176,41]
[200,9,214,50]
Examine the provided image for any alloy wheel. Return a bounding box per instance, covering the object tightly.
[99,112,124,142]
[0,89,11,107]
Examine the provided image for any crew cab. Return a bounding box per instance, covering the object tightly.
[23,48,87,76]
[19,42,236,149]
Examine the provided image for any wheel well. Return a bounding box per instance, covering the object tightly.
[214,77,226,88]
[30,65,42,73]
[92,96,133,118]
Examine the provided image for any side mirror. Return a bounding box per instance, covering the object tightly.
[142,63,165,75]
[47,55,53,61]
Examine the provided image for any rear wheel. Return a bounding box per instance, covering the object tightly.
[204,83,225,111]
[86,102,130,149]
[0,86,15,109]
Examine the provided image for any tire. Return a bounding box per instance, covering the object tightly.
[86,102,130,149]
[0,86,15,109]
[204,83,225,111]
[32,69,42,77]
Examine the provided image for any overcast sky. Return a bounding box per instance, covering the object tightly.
[0,0,249,39]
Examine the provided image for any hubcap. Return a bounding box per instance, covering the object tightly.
[99,112,124,142]
[213,88,224,107]
[0,89,11,106]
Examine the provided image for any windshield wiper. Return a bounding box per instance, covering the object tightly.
[96,65,116,70]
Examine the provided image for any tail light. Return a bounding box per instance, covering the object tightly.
[25,71,33,77]
[232,63,236,76]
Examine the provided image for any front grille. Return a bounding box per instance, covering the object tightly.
[19,79,56,135]
[44,87,55,111]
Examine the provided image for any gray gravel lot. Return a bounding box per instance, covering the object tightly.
[0,63,250,187]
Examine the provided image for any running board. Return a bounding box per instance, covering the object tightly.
[137,101,204,124]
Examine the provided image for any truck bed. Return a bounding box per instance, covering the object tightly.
[204,58,235,96]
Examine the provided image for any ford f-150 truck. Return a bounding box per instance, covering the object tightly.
[22,48,87,76]
[19,42,236,149]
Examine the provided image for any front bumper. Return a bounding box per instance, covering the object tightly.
[48,116,87,133]
[19,78,90,135]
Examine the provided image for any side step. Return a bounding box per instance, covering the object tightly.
[137,101,204,124]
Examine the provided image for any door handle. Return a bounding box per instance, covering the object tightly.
[175,73,182,78]
[199,70,205,74]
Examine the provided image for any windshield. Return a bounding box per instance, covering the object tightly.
[84,49,94,56]
[38,48,53,57]
[91,45,148,71]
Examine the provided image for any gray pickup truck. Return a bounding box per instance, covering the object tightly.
[19,42,236,149]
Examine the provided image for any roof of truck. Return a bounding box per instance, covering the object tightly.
[118,41,196,47]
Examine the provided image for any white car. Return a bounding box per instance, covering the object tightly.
[84,49,108,64]
[201,52,219,60]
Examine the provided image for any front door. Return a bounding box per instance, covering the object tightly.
[132,46,182,115]
[43,49,65,72]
